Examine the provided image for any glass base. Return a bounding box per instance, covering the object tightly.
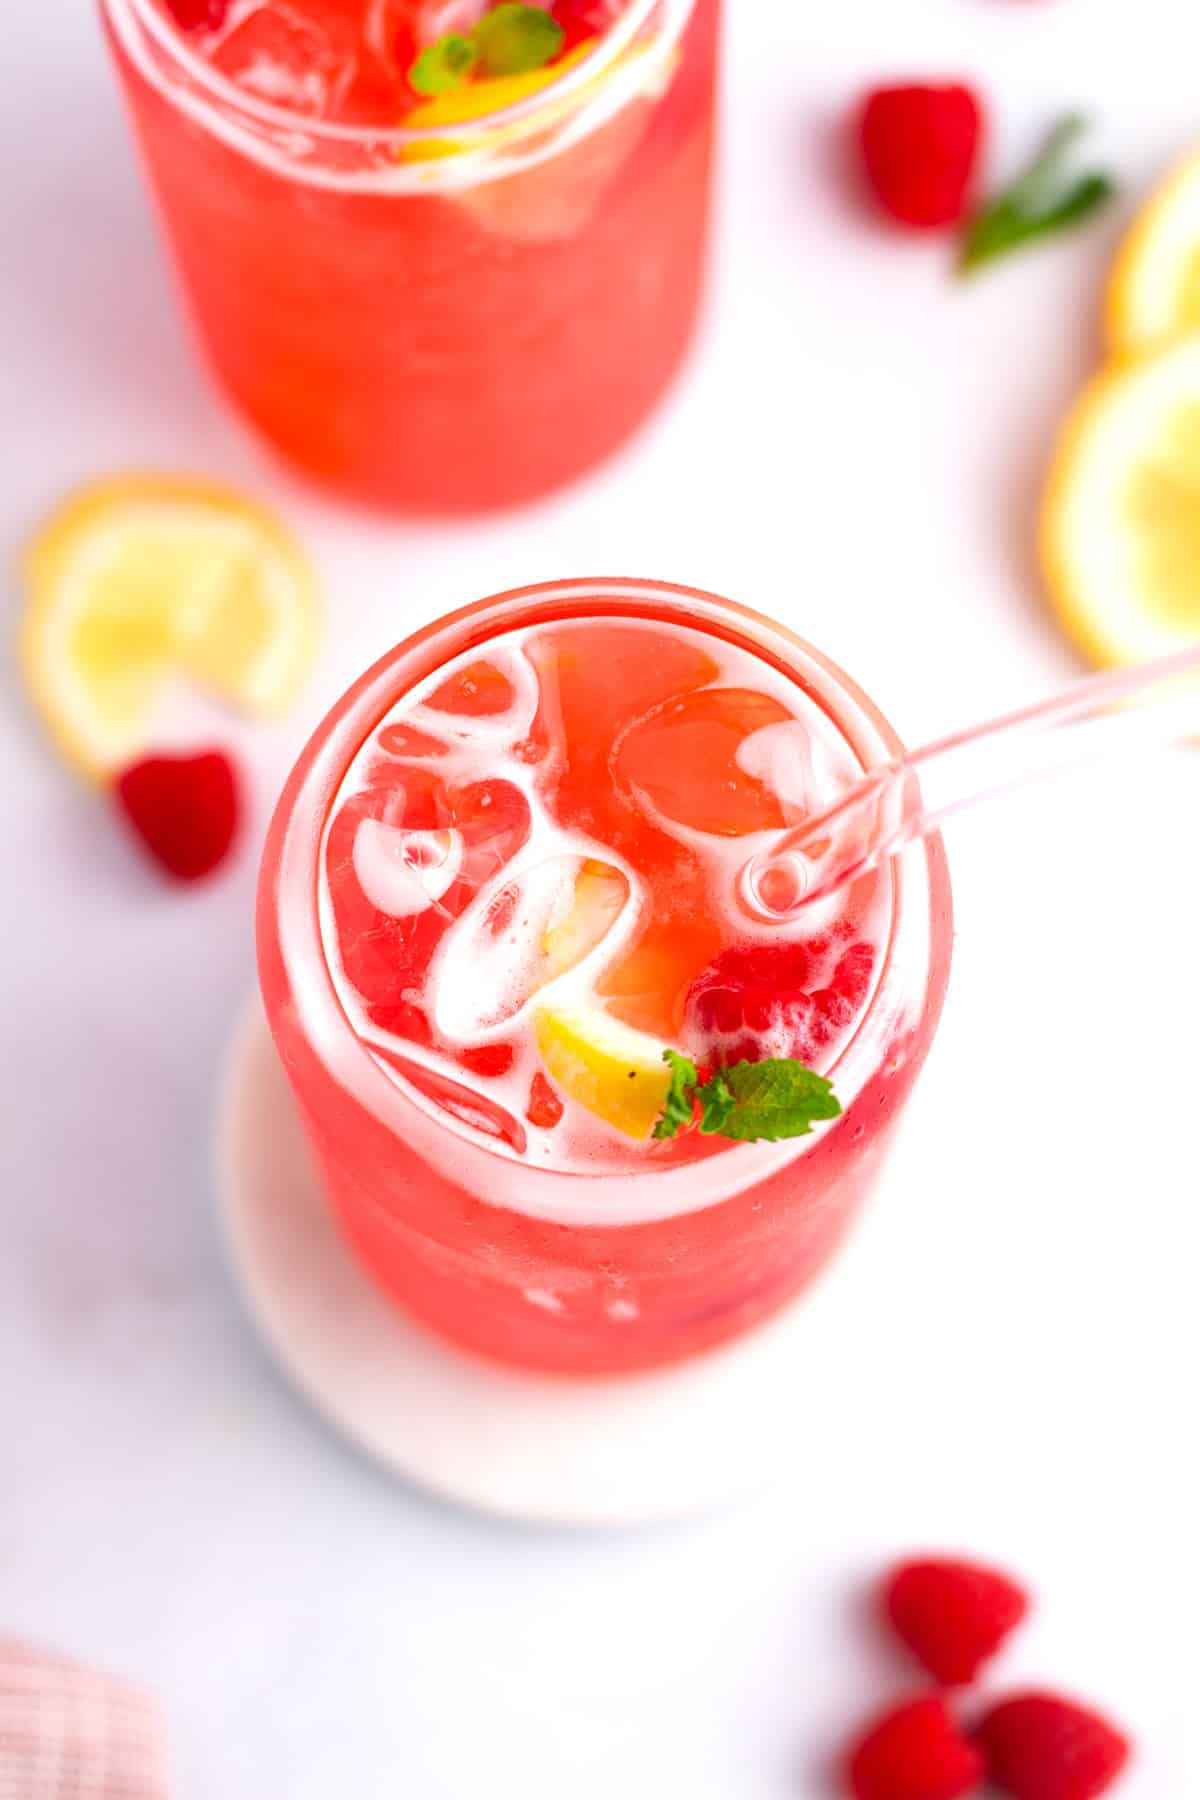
[217,1001,864,1526]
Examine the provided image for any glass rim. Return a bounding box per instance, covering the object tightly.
[262,579,948,1219]
[104,0,674,149]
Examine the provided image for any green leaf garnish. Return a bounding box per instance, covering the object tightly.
[409,33,479,95]
[408,5,564,99]
[653,1048,701,1141]
[471,3,564,78]
[960,114,1116,275]
[690,1068,734,1137]
[653,1051,842,1144]
[697,1060,842,1142]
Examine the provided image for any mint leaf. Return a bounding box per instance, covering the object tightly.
[694,1068,735,1136]
[472,3,564,78]
[652,1051,841,1144]
[696,1059,842,1143]
[960,114,1116,274]
[410,32,479,95]
[653,1048,700,1141]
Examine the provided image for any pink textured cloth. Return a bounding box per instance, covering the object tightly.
[0,1642,167,1800]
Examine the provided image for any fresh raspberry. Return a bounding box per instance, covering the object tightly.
[685,937,874,1069]
[845,1696,985,1800]
[164,0,230,31]
[974,1692,1131,1800]
[115,750,239,883]
[882,1556,1030,1685]
[858,84,984,228]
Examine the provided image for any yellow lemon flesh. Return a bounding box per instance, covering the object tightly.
[542,858,629,981]
[1106,151,1200,356]
[21,475,318,780]
[1041,337,1200,664]
[533,1002,671,1141]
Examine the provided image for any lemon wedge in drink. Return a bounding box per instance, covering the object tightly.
[533,1001,672,1140]
[1041,337,1200,663]
[1106,151,1200,355]
[21,475,318,780]
[532,858,671,1139]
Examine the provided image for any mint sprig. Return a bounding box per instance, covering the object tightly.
[473,4,564,78]
[655,1049,701,1140]
[409,3,564,96]
[654,1052,842,1145]
[410,33,479,95]
[960,114,1116,275]
[696,1060,842,1142]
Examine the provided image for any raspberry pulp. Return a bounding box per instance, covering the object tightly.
[686,937,874,1069]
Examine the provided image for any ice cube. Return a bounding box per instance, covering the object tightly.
[614,688,795,836]
[408,0,496,48]
[430,854,630,1041]
[735,720,846,822]
[376,721,450,758]
[211,4,357,117]
[352,819,463,917]
[371,1042,527,1153]
[360,0,490,76]
[424,659,516,719]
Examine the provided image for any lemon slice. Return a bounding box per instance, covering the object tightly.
[533,1001,671,1140]
[1041,337,1200,664]
[21,475,318,780]
[1106,152,1200,356]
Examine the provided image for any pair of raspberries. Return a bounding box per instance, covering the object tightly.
[846,1557,1130,1800]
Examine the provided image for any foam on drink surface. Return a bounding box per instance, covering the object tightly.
[318,619,889,1176]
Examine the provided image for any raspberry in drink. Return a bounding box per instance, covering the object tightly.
[100,0,718,511]
[259,581,953,1375]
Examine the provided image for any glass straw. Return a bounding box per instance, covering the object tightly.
[741,642,1200,920]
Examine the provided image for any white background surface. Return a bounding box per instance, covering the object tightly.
[3,1,1198,1794]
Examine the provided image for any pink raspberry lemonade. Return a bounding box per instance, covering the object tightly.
[257,580,953,1376]
[100,0,718,512]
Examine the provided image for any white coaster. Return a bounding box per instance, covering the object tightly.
[217,1002,862,1526]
